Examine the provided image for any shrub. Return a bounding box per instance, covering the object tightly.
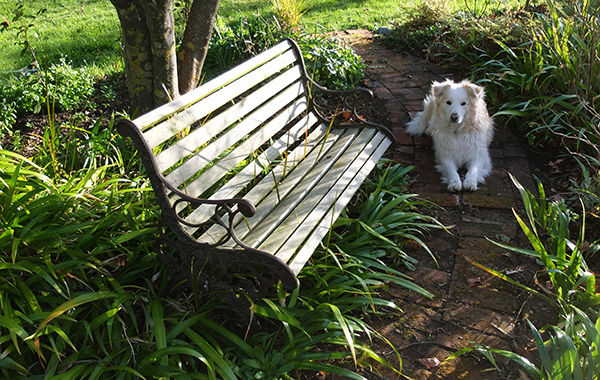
[271,0,307,32]
[409,0,450,29]
[300,35,366,90]
[205,16,366,91]
[0,58,95,117]
[382,5,533,63]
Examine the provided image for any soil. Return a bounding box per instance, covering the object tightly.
[3,30,598,380]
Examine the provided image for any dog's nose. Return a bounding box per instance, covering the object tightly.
[451,113,459,122]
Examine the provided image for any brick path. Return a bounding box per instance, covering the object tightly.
[336,31,554,379]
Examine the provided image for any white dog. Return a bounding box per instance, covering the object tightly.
[406,79,494,192]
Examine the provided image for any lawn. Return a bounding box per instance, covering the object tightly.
[0,1,122,78]
[0,0,403,78]
[0,0,508,80]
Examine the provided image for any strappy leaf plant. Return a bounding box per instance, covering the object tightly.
[452,175,600,379]
[0,118,248,379]
[492,174,600,314]
[449,307,600,380]
[327,161,447,271]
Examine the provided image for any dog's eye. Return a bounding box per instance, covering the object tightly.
[446,100,452,105]
[461,101,467,106]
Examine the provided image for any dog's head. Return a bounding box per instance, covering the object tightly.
[432,79,485,125]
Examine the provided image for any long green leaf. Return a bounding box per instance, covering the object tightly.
[458,252,555,304]
[184,329,237,380]
[320,303,356,366]
[149,299,168,372]
[528,319,554,375]
[31,291,120,338]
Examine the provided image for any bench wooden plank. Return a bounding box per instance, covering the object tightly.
[260,130,385,258]
[182,112,321,232]
[287,134,392,274]
[177,95,307,203]
[257,129,383,259]
[221,128,362,249]
[277,133,392,271]
[145,49,300,149]
[133,40,294,131]
[165,81,306,191]
[195,120,344,244]
[155,66,304,172]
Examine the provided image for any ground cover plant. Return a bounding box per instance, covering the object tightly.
[0,111,445,378]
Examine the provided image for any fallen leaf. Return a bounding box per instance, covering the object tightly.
[547,158,565,174]
[467,277,483,287]
[418,357,441,368]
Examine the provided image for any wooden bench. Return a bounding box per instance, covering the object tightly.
[117,38,396,307]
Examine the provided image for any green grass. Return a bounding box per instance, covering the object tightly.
[0,0,506,80]
[0,1,122,79]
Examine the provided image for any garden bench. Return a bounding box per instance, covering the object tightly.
[117,38,396,309]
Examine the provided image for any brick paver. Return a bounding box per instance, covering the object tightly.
[336,30,549,379]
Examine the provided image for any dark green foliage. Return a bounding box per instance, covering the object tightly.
[452,176,600,379]
[205,16,365,90]
[299,36,366,90]
[0,59,97,138]
[0,111,442,378]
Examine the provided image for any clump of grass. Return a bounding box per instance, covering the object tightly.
[271,0,307,32]
[409,0,450,28]
[451,175,600,379]
[1,105,446,378]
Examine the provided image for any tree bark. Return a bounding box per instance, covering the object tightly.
[139,0,180,105]
[110,0,155,115]
[110,0,219,113]
[177,0,220,94]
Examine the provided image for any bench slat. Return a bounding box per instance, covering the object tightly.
[145,50,300,149]
[133,40,294,131]
[165,81,306,190]
[155,66,304,172]
[179,95,307,201]
[181,112,321,231]
[196,120,344,244]
[221,128,363,249]
[256,129,382,257]
[287,133,392,274]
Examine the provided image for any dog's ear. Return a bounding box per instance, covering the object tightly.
[432,81,451,98]
[465,82,485,100]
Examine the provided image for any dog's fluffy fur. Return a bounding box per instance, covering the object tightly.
[406,79,494,192]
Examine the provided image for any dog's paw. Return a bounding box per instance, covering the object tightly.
[447,180,462,192]
[463,179,478,191]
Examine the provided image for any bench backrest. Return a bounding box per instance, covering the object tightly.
[117,39,325,233]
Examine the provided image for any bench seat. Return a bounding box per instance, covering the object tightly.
[117,38,396,305]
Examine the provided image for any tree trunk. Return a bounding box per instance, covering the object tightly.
[139,0,180,105]
[110,0,155,115]
[177,0,220,94]
[110,0,219,113]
